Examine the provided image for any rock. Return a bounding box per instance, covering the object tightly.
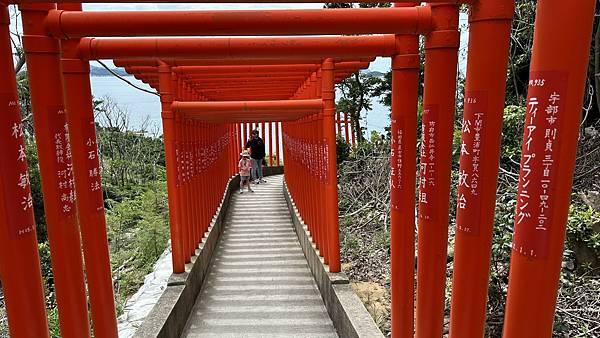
[582,191,600,212]
[584,126,599,138]
[573,240,600,274]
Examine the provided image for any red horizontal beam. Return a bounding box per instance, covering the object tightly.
[78,35,397,60]
[132,71,314,79]
[191,83,304,89]
[182,109,319,122]
[172,99,323,113]
[174,61,371,73]
[133,72,362,81]
[114,57,375,67]
[189,76,308,83]
[174,64,319,73]
[46,7,431,38]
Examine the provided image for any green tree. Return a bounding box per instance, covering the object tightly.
[336,73,380,144]
[324,2,391,144]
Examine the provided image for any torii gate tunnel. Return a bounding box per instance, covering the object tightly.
[0,0,596,337]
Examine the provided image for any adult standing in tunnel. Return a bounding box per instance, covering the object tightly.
[246,129,267,184]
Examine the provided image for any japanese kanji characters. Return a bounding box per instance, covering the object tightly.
[513,72,567,258]
[1,94,36,237]
[418,106,437,220]
[455,93,486,234]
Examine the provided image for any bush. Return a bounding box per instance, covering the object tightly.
[336,136,351,164]
[106,182,170,313]
[565,204,600,273]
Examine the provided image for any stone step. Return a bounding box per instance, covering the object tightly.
[182,174,338,337]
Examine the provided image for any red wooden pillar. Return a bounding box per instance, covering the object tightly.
[176,113,191,263]
[197,122,206,237]
[238,122,242,157]
[344,111,350,144]
[195,121,203,244]
[275,121,281,165]
[269,122,274,166]
[321,58,341,273]
[0,5,49,336]
[449,1,514,337]
[260,122,264,136]
[315,113,328,261]
[350,113,356,147]
[241,122,247,151]
[415,4,460,338]
[503,1,596,336]
[336,111,342,137]
[185,119,196,256]
[233,123,238,174]
[20,4,90,337]
[158,62,185,273]
[247,123,251,146]
[390,3,420,336]
[60,5,118,336]
[315,70,328,261]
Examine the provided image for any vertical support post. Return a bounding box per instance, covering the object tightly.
[184,119,194,257]
[344,111,350,144]
[194,121,202,245]
[158,62,185,273]
[350,114,356,147]
[176,112,191,263]
[20,4,91,337]
[246,122,250,146]
[503,1,596,337]
[415,4,460,338]
[336,111,342,137]
[0,5,49,337]
[448,1,514,337]
[321,58,341,273]
[269,122,274,166]
[390,3,420,336]
[275,121,281,165]
[59,5,118,336]
[241,122,247,151]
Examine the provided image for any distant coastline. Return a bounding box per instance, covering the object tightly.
[90,65,130,77]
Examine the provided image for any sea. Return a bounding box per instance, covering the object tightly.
[89,72,392,137]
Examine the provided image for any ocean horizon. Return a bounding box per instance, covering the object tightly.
[89,74,392,138]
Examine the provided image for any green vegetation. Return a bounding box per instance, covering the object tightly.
[0,72,170,336]
[105,182,169,314]
[334,2,600,336]
[337,110,600,337]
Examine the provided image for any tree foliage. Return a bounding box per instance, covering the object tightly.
[336,73,381,143]
[1,73,171,335]
[324,2,391,144]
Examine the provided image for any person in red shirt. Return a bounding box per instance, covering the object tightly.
[238,150,254,194]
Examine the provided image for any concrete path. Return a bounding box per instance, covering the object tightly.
[182,175,339,338]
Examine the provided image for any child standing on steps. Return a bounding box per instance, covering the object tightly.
[238,150,254,194]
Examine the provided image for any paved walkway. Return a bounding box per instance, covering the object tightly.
[182,175,338,338]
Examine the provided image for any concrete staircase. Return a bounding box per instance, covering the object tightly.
[182,175,339,337]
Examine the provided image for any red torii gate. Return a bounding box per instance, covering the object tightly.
[0,1,596,338]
